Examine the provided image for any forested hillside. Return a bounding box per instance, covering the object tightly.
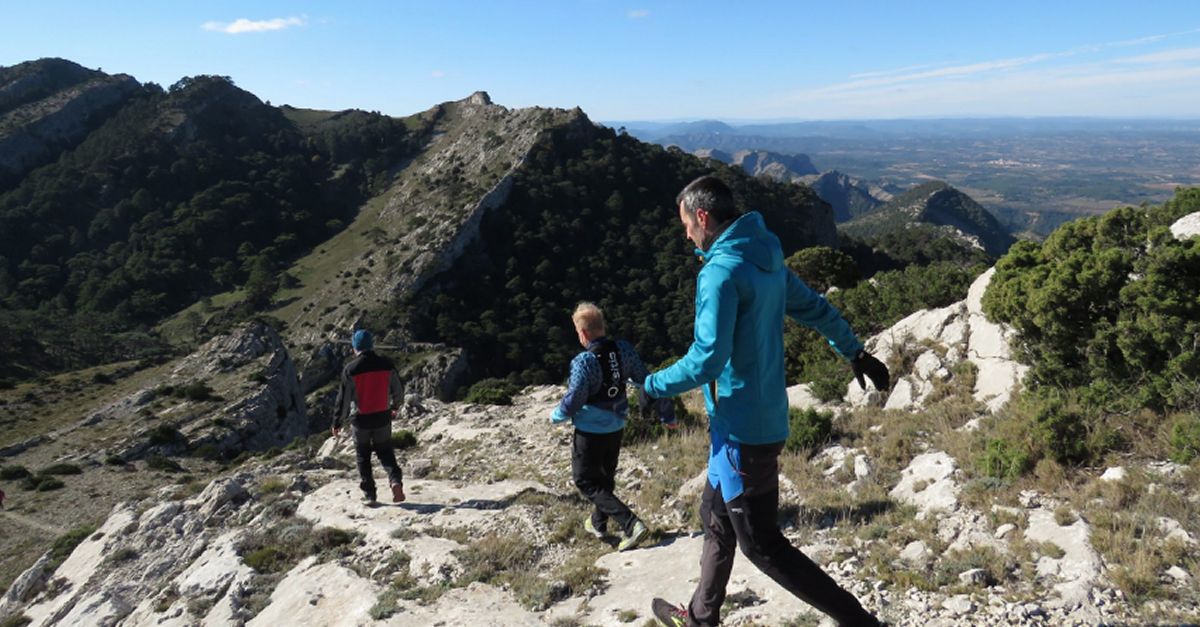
[396,127,839,386]
[0,63,427,382]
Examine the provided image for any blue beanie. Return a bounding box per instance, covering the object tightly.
[351,329,374,351]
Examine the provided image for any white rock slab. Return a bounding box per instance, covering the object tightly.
[972,358,1027,413]
[890,452,960,519]
[1024,509,1102,609]
[966,268,996,315]
[565,533,822,627]
[23,504,139,627]
[397,582,544,625]
[786,383,825,410]
[296,478,549,548]
[248,559,379,627]
[1170,211,1200,240]
[884,378,916,411]
[914,351,943,380]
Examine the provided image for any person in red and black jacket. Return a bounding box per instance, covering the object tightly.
[333,329,405,505]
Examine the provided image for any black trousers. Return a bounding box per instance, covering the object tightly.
[352,424,403,497]
[571,429,637,535]
[688,441,879,627]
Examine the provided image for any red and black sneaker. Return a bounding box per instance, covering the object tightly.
[391,482,406,503]
[651,598,689,627]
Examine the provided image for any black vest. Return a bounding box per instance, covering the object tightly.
[586,338,625,411]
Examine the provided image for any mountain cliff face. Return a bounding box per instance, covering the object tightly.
[0,59,142,188]
[801,170,889,222]
[841,181,1015,256]
[695,147,818,181]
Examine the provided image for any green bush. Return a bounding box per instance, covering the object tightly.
[1168,413,1200,463]
[39,463,83,476]
[976,438,1031,479]
[0,464,31,480]
[243,547,288,573]
[34,476,65,491]
[785,407,833,453]
[182,382,216,401]
[785,246,860,293]
[49,525,96,567]
[192,444,222,461]
[464,378,519,405]
[1031,397,1090,465]
[147,424,187,447]
[983,189,1200,412]
[391,430,418,450]
[19,474,66,491]
[237,520,360,575]
[146,455,184,472]
[104,454,125,466]
[0,614,32,627]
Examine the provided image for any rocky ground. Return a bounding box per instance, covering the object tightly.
[3,230,1200,626]
[2,374,1197,626]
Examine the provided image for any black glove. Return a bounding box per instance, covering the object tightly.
[851,350,889,391]
[656,397,677,425]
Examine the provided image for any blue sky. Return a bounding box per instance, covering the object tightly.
[2,1,1199,121]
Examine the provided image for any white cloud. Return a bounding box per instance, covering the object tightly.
[202,16,306,34]
[763,29,1200,117]
[1111,47,1200,64]
[431,70,446,78]
[627,9,649,19]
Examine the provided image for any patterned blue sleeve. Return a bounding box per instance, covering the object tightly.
[556,352,600,418]
[617,340,651,384]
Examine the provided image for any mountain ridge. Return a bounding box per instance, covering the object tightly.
[841,181,1015,256]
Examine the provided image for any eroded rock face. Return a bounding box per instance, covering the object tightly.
[842,267,1028,414]
[81,322,309,463]
[0,64,142,183]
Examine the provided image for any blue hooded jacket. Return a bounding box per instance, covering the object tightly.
[644,212,862,498]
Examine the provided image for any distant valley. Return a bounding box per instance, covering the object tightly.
[613,117,1200,238]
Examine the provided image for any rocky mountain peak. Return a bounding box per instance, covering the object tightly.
[842,180,1014,256]
[463,90,493,106]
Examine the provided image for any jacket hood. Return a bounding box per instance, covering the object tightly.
[700,211,783,272]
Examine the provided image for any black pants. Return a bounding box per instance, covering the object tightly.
[352,424,403,498]
[571,429,637,535]
[688,441,879,627]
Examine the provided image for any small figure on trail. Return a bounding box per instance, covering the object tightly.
[334,329,406,505]
[552,302,677,551]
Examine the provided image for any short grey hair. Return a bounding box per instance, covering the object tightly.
[676,175,740,223]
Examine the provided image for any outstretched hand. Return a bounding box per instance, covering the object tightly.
[851,350,890,392]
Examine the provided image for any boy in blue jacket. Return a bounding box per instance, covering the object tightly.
[552,302,676,551]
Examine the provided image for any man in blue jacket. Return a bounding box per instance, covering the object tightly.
[553,302,677,551]
[647,176,890,627]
